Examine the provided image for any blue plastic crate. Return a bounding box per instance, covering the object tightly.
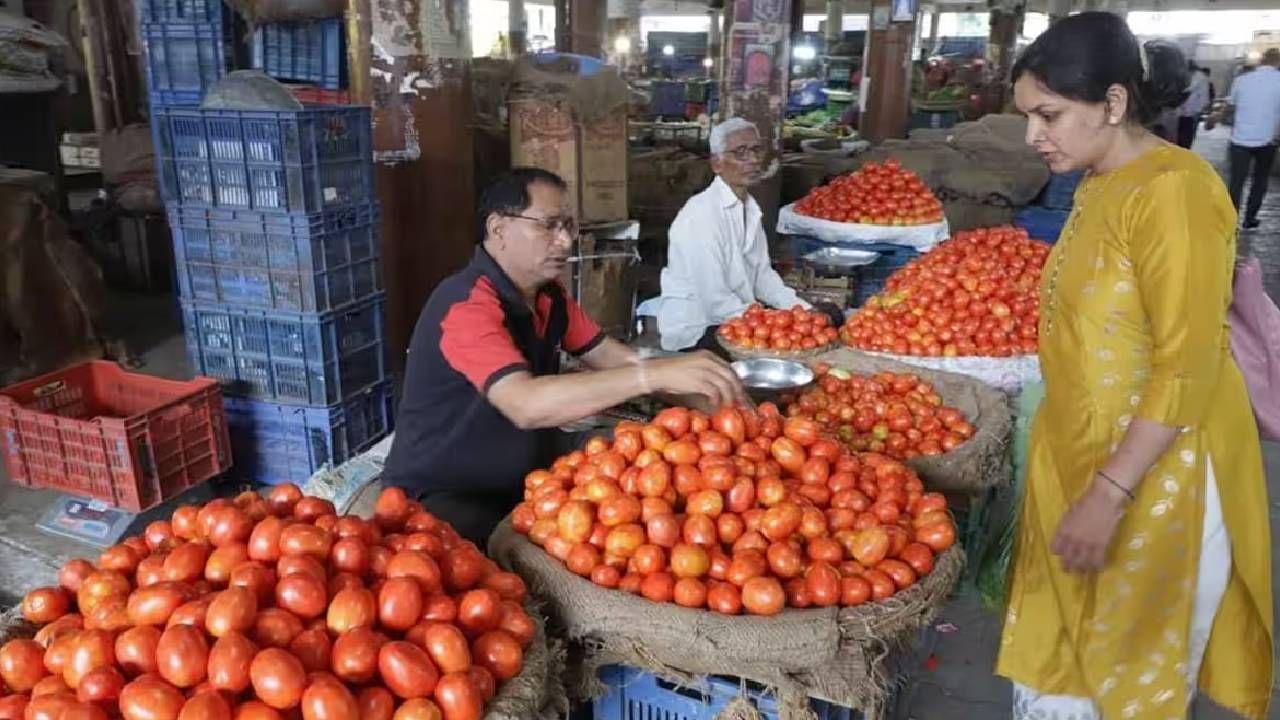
[909,109,960,131]
[223,382,393,485]
[169,203,382,313]
[142,22,231,107]
[181,294,387,406]
[138,0,224,24]
[854,243,922,306]
[253,19,346,90]
[593,666,857,720]
[650,81,688,117]
[153,105,374,213]
[1038,170,1084,210]
[1015,205,1071,243]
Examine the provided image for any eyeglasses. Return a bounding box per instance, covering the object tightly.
[725,144,764,161]
[505,214,578,237]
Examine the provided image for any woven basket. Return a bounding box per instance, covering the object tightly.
[718,336,838,362]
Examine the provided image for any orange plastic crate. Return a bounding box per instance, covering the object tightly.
[0,362,232,512]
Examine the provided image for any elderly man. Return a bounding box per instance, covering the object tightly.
[657,118,832,352]
[382,168,747,545]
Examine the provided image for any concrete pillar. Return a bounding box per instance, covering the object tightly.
[987,5,1023,85]
[509,0,526,56]
[826,0,843,46]
[927,5,941,55]
[348,0,477,369]
[861,0,914,141]
[626,0,642,66]
[569,0,606,57]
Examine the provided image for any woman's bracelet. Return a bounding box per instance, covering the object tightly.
[1097,470,1135,503]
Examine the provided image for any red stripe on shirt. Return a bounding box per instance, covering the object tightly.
[440,277,529,392]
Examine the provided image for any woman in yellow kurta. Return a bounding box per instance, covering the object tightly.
[998,13,1273,719]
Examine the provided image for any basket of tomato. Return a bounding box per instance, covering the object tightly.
[716,304,840,360]
[777,160,950,250]
[0,485,562,720]
[489,404,963,715]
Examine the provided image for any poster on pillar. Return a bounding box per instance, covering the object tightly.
[892,0,916,23]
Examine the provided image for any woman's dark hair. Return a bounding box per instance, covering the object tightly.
[1011,12,1190,125]
[476,167,569,244]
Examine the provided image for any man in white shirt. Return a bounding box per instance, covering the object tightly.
[656,118,829,352]
[1176,61,1210,149]
[1226,49,1280,229]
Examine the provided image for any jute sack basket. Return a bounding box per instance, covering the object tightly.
[490,519,964,720]
[813,347,1013,494]
[0,596,565,720]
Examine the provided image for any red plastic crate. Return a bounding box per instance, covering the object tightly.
[0,362,232,512]
[286,85,351,105]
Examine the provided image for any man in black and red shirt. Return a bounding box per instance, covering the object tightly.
[382,168,746,545]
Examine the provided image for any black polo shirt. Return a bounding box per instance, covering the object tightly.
[382,247,605,498]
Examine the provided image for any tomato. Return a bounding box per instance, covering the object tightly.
[330,627,382,684]
[163,544,211,585]
[20,587,69,625]
[421,623,470,675]
[839,575,872,606]
[251,609,302,650]
[0,695,26,720]
[374,487,411,531]
[862,568,897,601]
[393,697,445,720]
[292,498,335,524]
[639,572,675,603]
[898,543,935,575]
[385,551,443,595]
[453,589,500,635]
[877,559,918,590]
[916,521,956,552]
[247,517,286,563]
[378,641,439,699]
[849,527,890,566]
[469,630,522,681]
[555,501,594,544]
[706,582,742,615]
[58,560,96,595]
[73,664,123,703]
[205,587,257,638]
[166,598,211,631]
[356,687,395,720]
[681,515,717,547]
[249,648,306,709]
[439,550,486,594]
[271,574,325,620]
[288,627,331,672]
[207,633,256,693]
[120,674,186,720]
[589,564,620,589]
[565,543,600,577]
[115,626,161,678]
[326,588,376,634]
[726,551,767,587]
[765,542,803,579]
[206,506,253,548]
[370,577,420,632]
[740,577,785,616]
[672,578,708,608]
[155,625,207,689]
[278,525,333,562]
[299,674,358,720]
[804,562,841,607]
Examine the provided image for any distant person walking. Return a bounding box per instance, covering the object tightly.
[1177,61,1211,148]
[1225,48,1280,228]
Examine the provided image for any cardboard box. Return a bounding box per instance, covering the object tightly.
[510,100,628,225]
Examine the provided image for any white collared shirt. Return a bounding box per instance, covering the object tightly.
[656,176,808,351]
[1179,72,1210,118]
[1229,65,1280,147]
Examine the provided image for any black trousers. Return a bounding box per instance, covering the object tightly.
[1228,142,1278,223]
[1176,116,1199,149]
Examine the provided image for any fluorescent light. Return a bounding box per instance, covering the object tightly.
[614,35,631,54]
[662,44,675,56]
[793,45,816,60]
[702,57,714,68]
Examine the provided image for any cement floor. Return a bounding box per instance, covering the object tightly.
[0,124,1277,719]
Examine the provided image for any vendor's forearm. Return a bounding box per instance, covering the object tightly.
[487,365,649,430]
[1098,417,1182,491]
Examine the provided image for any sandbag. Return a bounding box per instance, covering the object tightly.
[223,0,343,24]
[490,520,964,720]
[202,70,302,111]
[814,348,1014,494]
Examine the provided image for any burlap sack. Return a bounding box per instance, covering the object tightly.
[490,520,963,720]
[814,348,1013,494]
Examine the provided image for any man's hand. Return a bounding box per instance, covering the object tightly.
[644,352,750,410]
[1050,477,1129,573]
[812,301,847,331]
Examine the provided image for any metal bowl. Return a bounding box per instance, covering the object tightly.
[731,358,815,403]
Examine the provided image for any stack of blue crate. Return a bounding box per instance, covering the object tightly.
[142,0,392,486]
[1015,171,1082,244]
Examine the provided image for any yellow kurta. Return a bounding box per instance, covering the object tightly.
[996,145,1274,719]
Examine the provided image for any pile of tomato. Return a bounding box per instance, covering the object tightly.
[717,304,839,354]
[783,365,975,460]
[793,160,944,226]
[840,226,1051,357]
[0,485,534,720]
[511,405,957,616]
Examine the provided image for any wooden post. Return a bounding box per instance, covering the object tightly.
[354,0,477,370]
[861,0,914,141]
[77,0,112,132]
[568,0,606,57]
[510,0,527,56]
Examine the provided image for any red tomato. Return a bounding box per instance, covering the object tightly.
[377,642,439,699]
[740,577,786,616]
[249,648,307,709]
[208,633,256,693]
[330,627,382,684]
[155,625,208,689]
